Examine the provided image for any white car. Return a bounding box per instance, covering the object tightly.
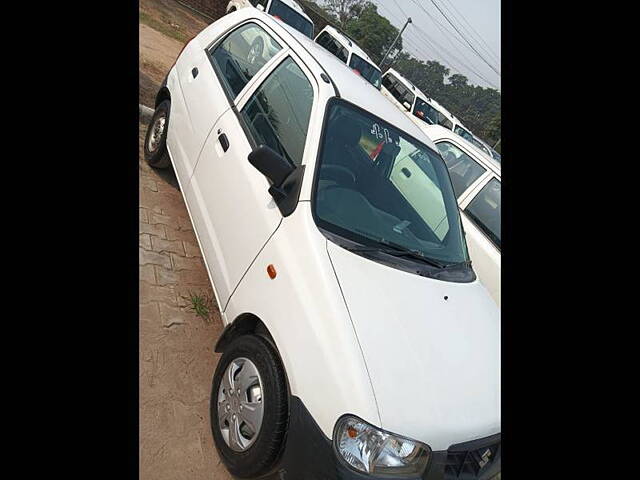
[423,125,501,306]
[226,0,314,38]
[314,25,382,89]
[144,8,500,480]
[381,68,457,130]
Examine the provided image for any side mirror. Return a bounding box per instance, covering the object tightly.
[248,145,305,217]
[248,144,295,196]
[403,101,411,111]
[256,4,265,11]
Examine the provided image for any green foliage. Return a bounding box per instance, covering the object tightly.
[344,2,402,64]
[187,291,212,323]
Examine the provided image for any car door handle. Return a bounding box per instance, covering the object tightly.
[401,167,411,177]
[191,67,199,78]
[218,133,229,152]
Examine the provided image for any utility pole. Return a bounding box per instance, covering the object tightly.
[380,17,411,68]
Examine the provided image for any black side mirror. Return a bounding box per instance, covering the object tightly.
[248,145,305,217]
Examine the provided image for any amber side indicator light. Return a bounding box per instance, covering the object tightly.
[267,264,277,279]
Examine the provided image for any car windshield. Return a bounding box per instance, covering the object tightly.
[269,0,314,38]
[314,99,469,266]
[348,53,382,89]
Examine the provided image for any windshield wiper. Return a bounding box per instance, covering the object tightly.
[347,241,448,269]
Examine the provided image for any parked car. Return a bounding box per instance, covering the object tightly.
[314,25,382,89]
[144,8,500,480]
[226,0,314,38]
[381,68,455,130]
[423,125,501,306]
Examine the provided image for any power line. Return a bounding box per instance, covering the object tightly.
[428,0,500,75]
[406,0,500,77]
[440,0,500,64]
[371,0,497,87]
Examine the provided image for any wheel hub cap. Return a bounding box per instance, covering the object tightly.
[147,114,166,153]
[217,357,264,452]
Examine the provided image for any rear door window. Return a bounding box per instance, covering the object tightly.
[316,32,348,63]
[381,73,415,109]
[436,141,486,198]
[209,23,283,99]
[465,178,501,249]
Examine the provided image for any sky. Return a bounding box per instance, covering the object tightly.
[369,0,501,90]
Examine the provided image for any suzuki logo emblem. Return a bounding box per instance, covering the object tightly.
[478,449,492,468]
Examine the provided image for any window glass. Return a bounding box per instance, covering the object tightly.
[268,0,314,38]
[454,125,473,141]
[348,54,382,89]
[241,57,314,166]
[465,178,501,249]
[316,32,348,62]
[381,73,414,109]
[436,141,486,198]
[210,23,282,99]
[314,100,468,265]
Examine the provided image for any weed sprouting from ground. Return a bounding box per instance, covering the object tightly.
[187,291,213,323]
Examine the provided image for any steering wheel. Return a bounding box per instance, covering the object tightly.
[247,37,264,65]
[319,164,356,185]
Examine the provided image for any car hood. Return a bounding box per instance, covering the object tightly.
[326,241,500,451]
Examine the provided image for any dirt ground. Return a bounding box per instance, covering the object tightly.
[139,1,233,479]
[139,0,210,107]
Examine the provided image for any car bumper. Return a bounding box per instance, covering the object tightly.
[263,396,501,480]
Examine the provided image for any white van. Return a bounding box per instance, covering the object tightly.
[423,125,501,306]
[381,68,458,130]
[144,8,500,479]
[226,0,314,38]
[314,25,382,89]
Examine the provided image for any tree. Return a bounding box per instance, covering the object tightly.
[323,0,365,29]
[344,3,402,64]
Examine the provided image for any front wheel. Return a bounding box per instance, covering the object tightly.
[210,334,289,478]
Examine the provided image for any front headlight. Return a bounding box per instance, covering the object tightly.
[333,415,431,476]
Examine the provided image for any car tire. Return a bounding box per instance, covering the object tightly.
[210,334,288,478]
[144,100,171,169]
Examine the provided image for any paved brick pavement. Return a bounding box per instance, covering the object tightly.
[139,120,233,480]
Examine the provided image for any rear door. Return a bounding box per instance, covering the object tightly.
[185,23,317,310]
[167,21,283,185]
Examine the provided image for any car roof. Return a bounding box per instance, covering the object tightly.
[317,25,379,69]
[420,125,501,175]
[277,0,313,23]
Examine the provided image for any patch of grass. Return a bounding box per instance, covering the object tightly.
[140,11,189,43]
[186,291,213,323]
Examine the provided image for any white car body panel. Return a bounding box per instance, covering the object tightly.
[161,7,499,452]
[224,203,381,438]
[326,241,500,450]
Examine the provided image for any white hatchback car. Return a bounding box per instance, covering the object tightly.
[144,8,500,480]
[314,25,383,89]
[423,125,501,306]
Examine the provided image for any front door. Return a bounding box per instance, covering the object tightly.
[186,45,316,309]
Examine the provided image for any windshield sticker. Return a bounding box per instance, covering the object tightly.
[370,123,393,144]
